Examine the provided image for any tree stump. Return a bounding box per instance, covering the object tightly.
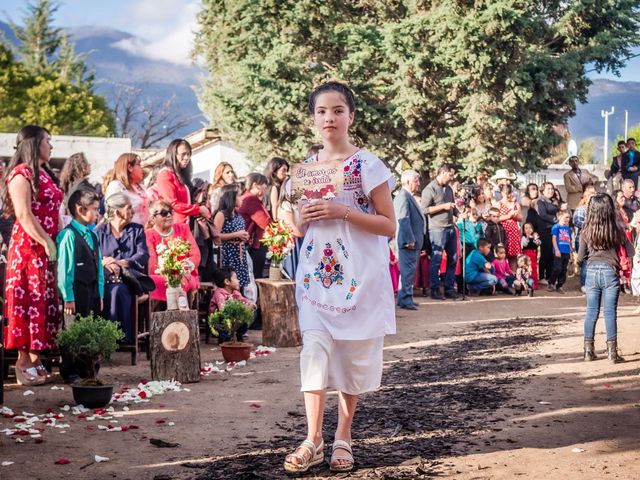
[150,309,200,383]
[256,279,301,347]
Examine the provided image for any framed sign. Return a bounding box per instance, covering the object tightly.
[290,160,343,202]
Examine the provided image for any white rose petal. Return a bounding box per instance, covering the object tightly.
[2,461,14,466]
[95,455,110,463]
[23,390,34,396]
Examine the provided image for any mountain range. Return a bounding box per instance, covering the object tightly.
[1,21,638,150]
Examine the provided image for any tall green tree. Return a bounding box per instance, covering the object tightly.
[9,0,95,87]
[0,43,114,135]
[1,0,113,135]
[195,0,640,175]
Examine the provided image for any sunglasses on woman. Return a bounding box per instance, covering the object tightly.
[154,209,172,218]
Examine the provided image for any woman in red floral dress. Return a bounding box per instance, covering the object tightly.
[3,125,63,386]
[497,184,523,271]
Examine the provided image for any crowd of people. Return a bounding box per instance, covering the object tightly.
[1,125,295,387]
[2,82,637,475]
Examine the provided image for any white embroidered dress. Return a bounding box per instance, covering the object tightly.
[295,150,396,341]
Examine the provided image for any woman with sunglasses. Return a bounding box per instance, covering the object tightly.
[105,153,149,225]
[146,199,201,308]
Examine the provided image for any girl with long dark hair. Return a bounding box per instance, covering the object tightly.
[578,193,633,363]
[2,125,63,386]
[213,184,250,288]
[264,156,289,220]
[152,139,211,223]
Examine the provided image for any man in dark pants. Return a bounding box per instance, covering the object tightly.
[421,164,462,301]
[394,170,425,310]
[535,182,559,285]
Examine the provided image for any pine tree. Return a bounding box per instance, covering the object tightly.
[9,0,61,76]
[195,0,640,175]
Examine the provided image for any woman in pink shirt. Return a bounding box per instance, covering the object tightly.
[151,139,211,223]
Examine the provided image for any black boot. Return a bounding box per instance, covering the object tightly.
[583,340,597,361]
[606,340,625,364]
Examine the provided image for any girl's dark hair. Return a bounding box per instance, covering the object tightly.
[264,157,289,187]
[67,188,99,217]
[245,172,268,192]
[582,193,626,250]
[213,266,236,288]
[308,81,356,114]
[524,183,539,199]
[215,183,240,220]
[499,183,513,196]
[2,125,53,215]
[59,152,90,194]
[305,144,323,159]
[164,138,193,188]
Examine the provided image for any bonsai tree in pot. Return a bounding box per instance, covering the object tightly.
[208,300,255,362]
[56,314,124,407]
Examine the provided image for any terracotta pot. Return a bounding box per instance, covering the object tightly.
[219,342,252,363]
[269,264,282,281]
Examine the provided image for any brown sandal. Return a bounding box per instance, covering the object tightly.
[284,439,324,474]
[330,439,354,472]
[16,366,45,386]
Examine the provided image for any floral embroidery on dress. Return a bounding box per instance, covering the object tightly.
[353,190,369,213]
[346,278,360,301]
[336,238,348,258]
[303,273,311,290]
[305,239,314,259]
[343,154,363,190]
[314,242,344,288]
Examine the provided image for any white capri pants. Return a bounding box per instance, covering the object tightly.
[300,329,384,395]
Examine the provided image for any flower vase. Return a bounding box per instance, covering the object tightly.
[269,263,283,281]
[166,285,187,310]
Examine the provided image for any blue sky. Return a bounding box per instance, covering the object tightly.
[2,0,200,65]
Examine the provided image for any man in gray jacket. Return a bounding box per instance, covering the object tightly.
[394,170,426,310]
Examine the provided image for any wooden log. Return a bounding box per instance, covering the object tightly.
[150,309,201,383]
[256,279,301,347]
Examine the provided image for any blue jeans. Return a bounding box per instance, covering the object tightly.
[467,272,498,291]
[584,263,620,341]
[429,227,458,291]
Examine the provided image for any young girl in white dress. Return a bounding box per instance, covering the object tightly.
[283,81,396,474]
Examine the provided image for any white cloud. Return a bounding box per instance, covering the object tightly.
[111,0,200,66]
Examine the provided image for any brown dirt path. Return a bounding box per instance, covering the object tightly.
[1,284,639,479]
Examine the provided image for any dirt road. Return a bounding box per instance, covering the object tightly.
[1,286,639,480]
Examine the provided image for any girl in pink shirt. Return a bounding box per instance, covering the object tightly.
[492,245,516,294]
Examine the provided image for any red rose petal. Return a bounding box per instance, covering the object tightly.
[249,403,261,409]
[78,414,87,419]
[138,391,147,399]
[15,430,30,436]
[94,409,106,415]
[14,418,26,423]
[127,425,139,429]
[140,379,148,385]
[46,408,54,414]
[159,404,165,408]
[34,438,45,444]
[120,426,129,432]
[54,458,70,465]
[155,419,165,424]
[86,426,95,431]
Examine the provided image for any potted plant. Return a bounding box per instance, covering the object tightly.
[208,300,255,362]
[56,314,124,408]
[260,221,295,280]
[155,238,193,310]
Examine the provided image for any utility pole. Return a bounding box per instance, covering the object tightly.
[625,110,629,140]
[602,106,615,165]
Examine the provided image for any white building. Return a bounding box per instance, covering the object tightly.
[140,128,253,181]
[0,132,131,184]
